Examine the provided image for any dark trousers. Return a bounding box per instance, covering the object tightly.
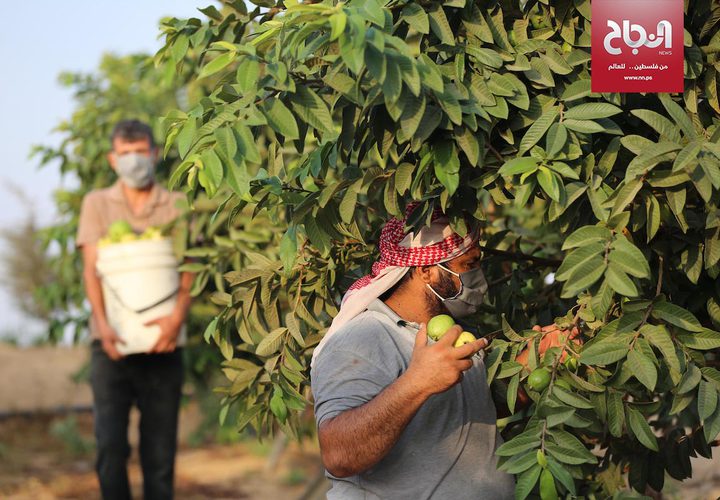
[90,340,183,500]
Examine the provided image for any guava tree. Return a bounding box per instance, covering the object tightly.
[156,0,720,496]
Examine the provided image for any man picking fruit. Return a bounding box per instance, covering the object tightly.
[76,119,192,500]
[312,205,521,498]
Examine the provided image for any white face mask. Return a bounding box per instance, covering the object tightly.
[115,152,155,189]
[426,263,488,318]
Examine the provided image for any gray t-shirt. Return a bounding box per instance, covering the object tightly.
[311,299,515,500]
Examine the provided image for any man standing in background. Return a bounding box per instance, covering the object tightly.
[76,119,192,500]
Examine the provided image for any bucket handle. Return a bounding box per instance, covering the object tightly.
[102,280,180,315]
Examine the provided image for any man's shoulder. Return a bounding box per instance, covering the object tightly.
[317,311,398,359]
[81,187,113,207]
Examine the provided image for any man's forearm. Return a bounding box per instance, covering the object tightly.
[319,371,429,478]
[171,271,193,323]
[84,270,109,328]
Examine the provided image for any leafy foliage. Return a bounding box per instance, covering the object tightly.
[41,0,720,496]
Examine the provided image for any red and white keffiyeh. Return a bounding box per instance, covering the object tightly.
[311,205,479,366]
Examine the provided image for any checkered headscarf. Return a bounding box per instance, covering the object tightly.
[311,205,479,366]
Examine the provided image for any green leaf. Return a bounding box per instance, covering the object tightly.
[606,263,639,297]
[279,226,298,276]
[645,194,661,242]
[608,238,650,278]
[499,157,539,176]
[556,242,606,281]
[569,371,605,392]
[434,141,460,195]
[561,79,592,101]
[519,107,559,155]
[177,119,197,159]
[673,141,703,172]
[562,225,612,250]
[226,160,251,198]
[625,141,681,179]
[628,349,657,391]
[670,392,694,415]
[677,364,703,394]
[659,93,697,138]
[214,126,237,163]
[291,86,334,134]
[563,119,606,134]
[666,187,688,232]
[466,46,503,69]
[677,328,720,350]
[544,405,575,428]
[499,450,538,474]
[395,163,415,194]
[698,380,718,421]
[507,373,519,414]
[362,0,386,26]
[428,5,455,45]
[610,179,643,217]
[418,55,444,92]
[201,149,225,191]
[203,317,219,343]
[515,464,542,500]
[546,457,577,495]
[235,125,261,164]
[261,98,299,140]
[455,127,481,166]
[401,3,429,33]
[537,166,562,202]
[400,94,426,138]
[704,395,720,442]
[560,255,606,298]
[607,391,625,437]
[565,102,623,120]
[236,58,260,94]
[641,324,681,383]
[496,429,542,456]
[270,388,288,423]
[546,124,568,158]
[626,407,658,451]
[580,339,630,366]
[544,442,595,465]
[651,301,703,332]
[630,109,682,143]
[339,187,358,224]
[255,327,287,357]
[328,12,347,41]
[199,51,236,79]
[553,387,594,409]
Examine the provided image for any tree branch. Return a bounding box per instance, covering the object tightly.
[479,245,562,267]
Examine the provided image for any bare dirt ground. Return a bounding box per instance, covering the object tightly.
[2,343,720,499]
[0,412,326,500]
[0,343,327,500]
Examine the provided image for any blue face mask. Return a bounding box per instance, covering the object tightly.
[426,264,488,318]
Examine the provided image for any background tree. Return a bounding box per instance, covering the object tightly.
[0,184,54,324]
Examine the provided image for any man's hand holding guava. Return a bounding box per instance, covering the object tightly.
[403,323,488,398]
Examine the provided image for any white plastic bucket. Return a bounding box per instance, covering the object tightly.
[96,238,185,355]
